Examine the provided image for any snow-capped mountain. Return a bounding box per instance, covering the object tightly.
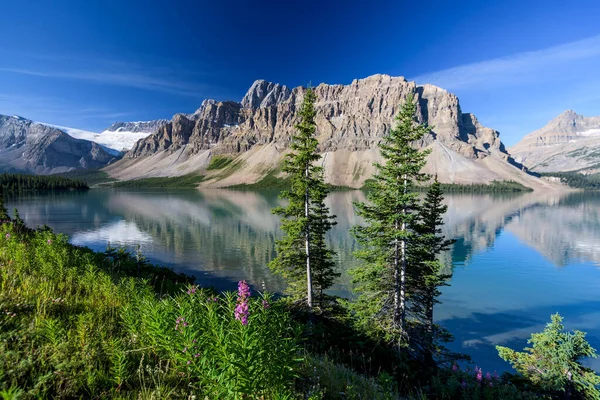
[40,119,168,154]
[0,114,116,174]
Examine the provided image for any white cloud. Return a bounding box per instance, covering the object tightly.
[0,55,220,97]
[411,34,600,90]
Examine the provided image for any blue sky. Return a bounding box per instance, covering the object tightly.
[0,0,599,145]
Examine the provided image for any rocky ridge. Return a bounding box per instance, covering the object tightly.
[106,74,556,190]
[510,110,600,173]
[0,115,117,174]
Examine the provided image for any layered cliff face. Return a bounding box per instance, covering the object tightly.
[510,110,600,173]
[107,74,553,190]
[0,115,117,174]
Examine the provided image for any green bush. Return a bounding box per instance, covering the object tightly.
[125,282,303,398]
[497,314,600,399]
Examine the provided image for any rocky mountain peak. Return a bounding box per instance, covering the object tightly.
[241,80,291,109]
[105,119,169,134]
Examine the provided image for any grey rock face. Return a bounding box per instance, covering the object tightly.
[0,114,117,174]
[510,110,600,172]
[128,74,509,162]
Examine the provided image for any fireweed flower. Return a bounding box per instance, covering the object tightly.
[235,280,251,325]
[47,239,52,244]
[175,316,187,332]
[452,363,458,372]
[485,372,492,381]
[187,286,197,295]
[262,299,270,309]
[461,380,466,389]
[5,233,10,239]
[476,369,483,382]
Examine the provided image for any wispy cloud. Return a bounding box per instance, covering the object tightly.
[0,54,218,97]
[411,34,600,90]
[0,93,135,130]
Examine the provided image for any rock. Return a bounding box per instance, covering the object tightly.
[509,110,600,172]
[0,115,118,174]
[107,74,551,189]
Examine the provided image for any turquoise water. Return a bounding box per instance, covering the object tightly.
[6,189,600,373]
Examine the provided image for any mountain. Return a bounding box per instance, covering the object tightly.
[0,115,117,174]
[42,119,168,153]
[105,74,557,190]
[509,110,600,173]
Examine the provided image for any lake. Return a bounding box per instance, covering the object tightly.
[6,188,600,373]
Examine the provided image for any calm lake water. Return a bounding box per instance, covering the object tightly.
[6,188,600,373]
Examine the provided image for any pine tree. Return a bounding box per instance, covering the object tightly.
[0,191,9,222]
[269,87,338,308]
[351,93,430,342]
[411,176,454,366]
[497,314,600,399]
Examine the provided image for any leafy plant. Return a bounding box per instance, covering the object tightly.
[497,313,600,399]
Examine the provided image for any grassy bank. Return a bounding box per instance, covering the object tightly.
[52,170,115,187]
[0,212,393,399]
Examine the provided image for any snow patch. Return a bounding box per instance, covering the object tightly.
[577,128,600,137]
[38,122,154,152]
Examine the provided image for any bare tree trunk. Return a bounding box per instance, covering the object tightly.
[305,162,313,308]
[394,221,400,329]
[399,174,408,331]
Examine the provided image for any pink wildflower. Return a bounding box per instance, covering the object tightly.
[5,233,10,239]
[262,299,270,309]
[476,369,483,382]
[47,239,52,244]
[187,286,197,295]
[486,372,492,381]
[452,363,458,372]
[234,280,251,325]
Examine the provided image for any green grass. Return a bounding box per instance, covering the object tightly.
[52,170,116,187]
[206,156,234,170]
[104,174,205,188]
[0,215,397,399]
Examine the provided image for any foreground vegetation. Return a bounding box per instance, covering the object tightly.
[0,173,88,192]
[1,200,599,398]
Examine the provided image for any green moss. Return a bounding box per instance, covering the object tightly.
[207,156,234,170]
[52,170,115,187]
[104,174,205,188]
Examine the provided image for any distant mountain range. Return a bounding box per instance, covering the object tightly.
[510,110,600,174]
[4,74,590,190]
[0,115,166,174]
[106,74,557,190]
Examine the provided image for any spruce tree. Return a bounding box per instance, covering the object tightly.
[0,191,9,222]
[412,176,454,365]
[351,93,430,342]
[269,87,338,308]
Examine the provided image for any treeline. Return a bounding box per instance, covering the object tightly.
[0,173,88,192]
[540,171,600,190]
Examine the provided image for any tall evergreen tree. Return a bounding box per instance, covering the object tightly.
[351,93,430,342]
[269,87,338,308]
[411,176,454,365]
[0,191,9,221]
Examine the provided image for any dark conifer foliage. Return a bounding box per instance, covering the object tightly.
[269,87,338,308]
[351,93,430,342]
[0,173,88,192]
